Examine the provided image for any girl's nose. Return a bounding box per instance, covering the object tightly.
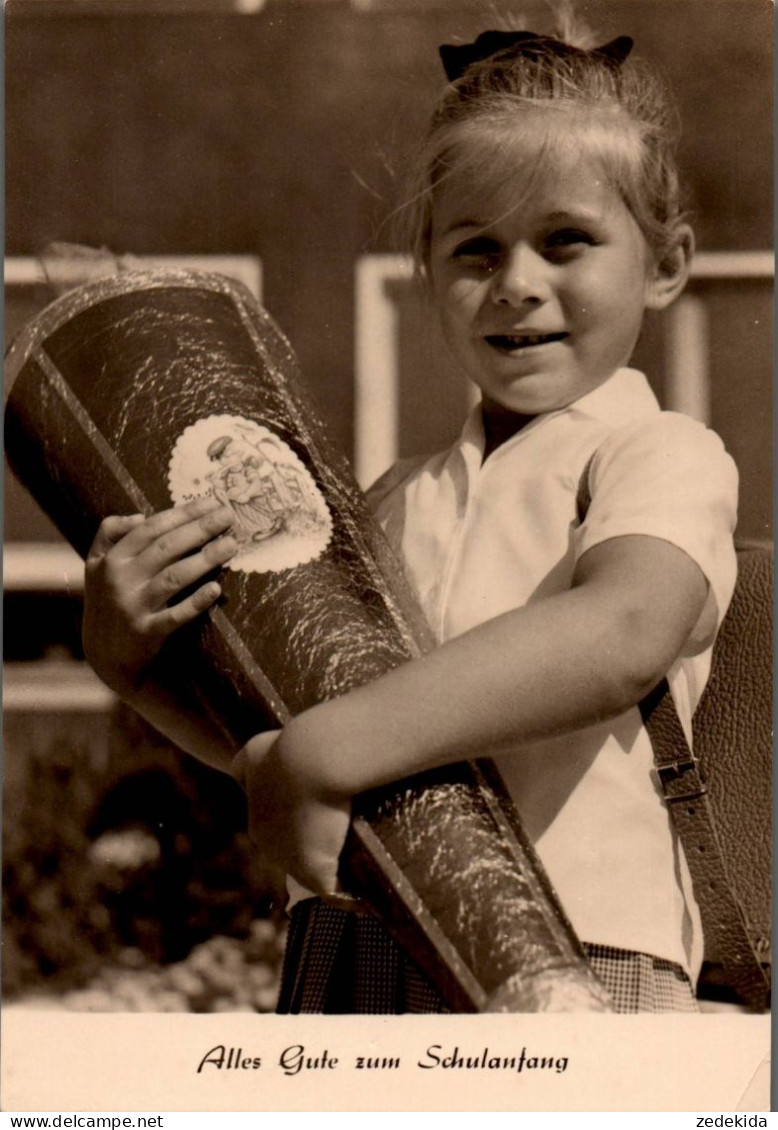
[491,246,548,307]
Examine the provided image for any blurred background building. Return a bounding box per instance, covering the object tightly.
[4,0,773,1010]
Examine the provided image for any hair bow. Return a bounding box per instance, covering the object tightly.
[438,30,634,83]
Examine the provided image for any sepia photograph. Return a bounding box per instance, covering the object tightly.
[2,0,773,1114]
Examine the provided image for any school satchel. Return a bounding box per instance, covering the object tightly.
[640,543,772,1010]
[576,463,771,1010]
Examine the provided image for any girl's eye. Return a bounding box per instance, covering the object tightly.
[544,229,596,258]
[451,237,501,268]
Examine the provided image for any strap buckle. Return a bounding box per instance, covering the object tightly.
[655,757,707,803]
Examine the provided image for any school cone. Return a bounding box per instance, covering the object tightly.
[5,269,613,1013]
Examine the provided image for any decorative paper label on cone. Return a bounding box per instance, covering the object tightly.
[168,414,332,574]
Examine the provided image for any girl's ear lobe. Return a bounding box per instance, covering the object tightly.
[644,224,695,311]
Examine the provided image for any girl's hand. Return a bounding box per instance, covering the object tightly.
[83,498,237,701]
[231,729,352,898]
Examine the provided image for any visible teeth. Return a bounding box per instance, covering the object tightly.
[488,333,563,348]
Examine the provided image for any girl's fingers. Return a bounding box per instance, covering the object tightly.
[119,497,234,564]
[149,579,225,634]
[289,825,350,899]
[86,500,238,628]
[293,860,342,900]
[144,531,238,607]
[87,513,147,560]
[231,731,281,789]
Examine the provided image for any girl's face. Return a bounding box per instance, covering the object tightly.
[429,147,675,426]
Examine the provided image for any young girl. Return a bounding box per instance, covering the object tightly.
[82,23,738,1014]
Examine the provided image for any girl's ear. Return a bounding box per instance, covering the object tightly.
[644,224,695,310]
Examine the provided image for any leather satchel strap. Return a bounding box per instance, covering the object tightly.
[640,681,770,1010]
[576,458,769,1009]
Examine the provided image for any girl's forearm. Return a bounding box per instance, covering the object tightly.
[278,590,640,794]
[276,536,709,797]
[123,681,240,773]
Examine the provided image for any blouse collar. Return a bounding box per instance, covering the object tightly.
[457,367,660,463]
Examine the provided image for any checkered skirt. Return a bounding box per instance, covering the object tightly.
[276,898,698,1014]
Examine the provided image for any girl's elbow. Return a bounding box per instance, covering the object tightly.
[610,660,665,713]
[602,614,680,709]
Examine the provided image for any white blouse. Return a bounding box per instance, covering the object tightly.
[370,368,739,977]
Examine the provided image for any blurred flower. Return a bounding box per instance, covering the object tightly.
[89,829,161,871]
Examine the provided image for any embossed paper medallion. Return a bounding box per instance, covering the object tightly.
[168,415,332,573]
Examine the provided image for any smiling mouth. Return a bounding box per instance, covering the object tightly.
[485,332,568,351]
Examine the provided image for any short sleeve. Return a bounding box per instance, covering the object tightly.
[573,412,739,653]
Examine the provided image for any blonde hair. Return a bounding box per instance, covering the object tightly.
[401,23,686,273]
